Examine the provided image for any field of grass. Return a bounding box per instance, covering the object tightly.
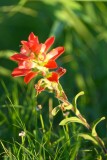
[0,1,107,159]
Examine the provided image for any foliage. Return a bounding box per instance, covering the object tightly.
[0,1,107,159]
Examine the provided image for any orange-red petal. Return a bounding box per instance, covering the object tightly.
[12,68,31,77]
[21,41,29,48]
[35,84,45,94]
[56,67,66,77]
[28,32,39,44]
[44,36,55,52]
[24,71,38,84]
[10,54,28,61]
[44,60,58,69]
[48,47,65,60]
[47,72,59,82]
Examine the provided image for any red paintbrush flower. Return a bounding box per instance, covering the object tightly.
[10,32,65,84]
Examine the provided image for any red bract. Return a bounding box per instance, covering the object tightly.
[10,32,65,84]
[35,67,66,95]
[47,67,66,83]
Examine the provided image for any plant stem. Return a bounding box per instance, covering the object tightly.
[57,83,107,155]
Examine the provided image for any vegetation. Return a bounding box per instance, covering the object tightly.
[0,1,107,159]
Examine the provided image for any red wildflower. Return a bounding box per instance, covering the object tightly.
[10,32,65,84]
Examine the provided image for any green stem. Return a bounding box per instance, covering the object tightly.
[40,113,45,133]
[57,83,107,154]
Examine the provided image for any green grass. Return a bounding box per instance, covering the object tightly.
[0,81,106,160]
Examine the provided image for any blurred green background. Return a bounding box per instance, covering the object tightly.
[0,0,107,148]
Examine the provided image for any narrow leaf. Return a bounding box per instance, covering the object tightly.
[64,104,73,110]
[79,133,99,146]
[75,91,84,105]
[71,91,87,125]
[72,91,84,114]
[59,117,85,126]
[51,106,60,116]
[0,50,14,58]
[92,117,105,137]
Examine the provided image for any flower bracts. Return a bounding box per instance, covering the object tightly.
[10,32,66,94]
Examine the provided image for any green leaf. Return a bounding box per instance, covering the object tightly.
[96,155,102,160]
[64,104,73,110]
[59,117,86,126]
[51,106,60,116]
[74,91,84,109]
[49,20,64,38]
[0,66,11,76]
[92,117,105,137]
[72,91,84,115]
[51,103,73,116]
[79,133,99,146]
[0,50,14,58]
